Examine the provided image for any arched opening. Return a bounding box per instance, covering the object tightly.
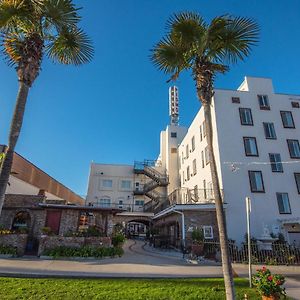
[12,211,31,233]
[126,219,150,239]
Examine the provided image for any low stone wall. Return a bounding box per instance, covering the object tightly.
[0,234,28,256]
[38,236,111,256]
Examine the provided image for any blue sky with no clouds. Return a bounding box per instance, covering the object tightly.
[0,0,300,196]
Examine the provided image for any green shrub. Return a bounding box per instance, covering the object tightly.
[112,233,125,247]
[192,228,204,244]
[0,245,17,255]
[43,245,123,259]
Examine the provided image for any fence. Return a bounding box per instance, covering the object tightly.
[202,241,300,265]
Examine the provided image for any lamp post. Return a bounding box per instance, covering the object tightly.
[246,196,252,288]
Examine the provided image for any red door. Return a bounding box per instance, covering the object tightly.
[45,210,62,234]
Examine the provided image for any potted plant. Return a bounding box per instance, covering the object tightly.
[191,228,205,257]
[252,267,286,300]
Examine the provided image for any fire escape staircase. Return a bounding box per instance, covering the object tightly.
[134,161,168,211]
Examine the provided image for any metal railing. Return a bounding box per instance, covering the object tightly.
[92,203,144,212]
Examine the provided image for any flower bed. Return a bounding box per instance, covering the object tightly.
[42,245,124,259]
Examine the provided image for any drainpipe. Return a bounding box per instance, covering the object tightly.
[173,210,185,249]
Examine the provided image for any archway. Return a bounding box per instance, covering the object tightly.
[126,219,150,239]
[11,211,31,233]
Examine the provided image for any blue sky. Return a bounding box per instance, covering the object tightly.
[1,0,300,197]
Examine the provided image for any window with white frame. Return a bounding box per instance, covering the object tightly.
[192,159,197,175]
[287,139,300,158]
[239,108,253,125]
[203,226,214,239]
[187,166,190,181]
[269,153,283,172]
[200,126,203,141]
[263,122,276,139]
[281,111,295,128]
[135,200,144,206]
[276,193,291,214]
[258,95,270,110]
[181,152,184,164]
[118,198,124,208]
[120,180,131,190]
[203,121,206,137]
[201,150,204,168]
[101,179,113,189]
[97,197,111,207]
[186,144,189,158]
[205,146,210,164]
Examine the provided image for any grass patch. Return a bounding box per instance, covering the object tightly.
[0,277,260,299]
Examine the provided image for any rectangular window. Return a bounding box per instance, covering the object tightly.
[239,108,253,125]
[258,95,270,110]
[98,198,111,207]
[263,122,277,139]
[191,136,195,151]
[205,146,210,165]
[171,132,177,138]
[276,193,291,214]
[203,180,206,199]
[181,152,184,164]
[182,171,185,184]
[231,97,240,104]
[102,179,113,188]
[287,139,300,158]
[186,145,189,158]
[281,111,295,128]
[201,151,204,168]
[294,173,300,194]
[269,153,283,172]
[135,200,144,206]
[194,185,199,201]
[200,126,203,141]
[243,137,258,156]
[248,171,265,193]
[121,180,131,190]
[187,166,190,181]
[192,159,197,175]
[292,101,300,108]
[203,226,214,239]
[203,121,206,137]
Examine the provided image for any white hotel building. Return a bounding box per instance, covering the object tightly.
[87,77,300,245]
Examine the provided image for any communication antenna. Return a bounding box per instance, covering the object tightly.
[169,86,179,126]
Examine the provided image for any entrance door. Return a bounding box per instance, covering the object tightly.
[288,232,300,247]
[45,210,62,234]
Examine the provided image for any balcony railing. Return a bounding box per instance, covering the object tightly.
[91,203,144,212]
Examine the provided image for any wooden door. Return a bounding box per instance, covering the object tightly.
[45,210,62,234]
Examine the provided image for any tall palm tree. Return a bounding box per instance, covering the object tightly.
[151,13,259,299]
[0,0,93,213]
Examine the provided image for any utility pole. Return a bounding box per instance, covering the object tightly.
[246,197,252,288]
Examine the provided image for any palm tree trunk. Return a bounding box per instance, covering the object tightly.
[202,102,236,300]
[0,82,30,214]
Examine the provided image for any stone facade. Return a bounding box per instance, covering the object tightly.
[38,236,112,255]
[0,234,28,256]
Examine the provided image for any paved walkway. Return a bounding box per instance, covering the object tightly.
[0,239,299,299]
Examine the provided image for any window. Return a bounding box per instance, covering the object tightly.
[281,111,295,128]
[231,97,240,104]
[200,126,203,141]
[203,180,206,199]
[181,152,184,164]
[171,132,177,138]
[248,171,265,193]
[243,137,258,156]
[258,95,270,110]
[203,226,214,239]
[102,179,113,188]
[292,101,300,108]
[118,199,123,208]
[192,159,197,175]
[191,136,195,151]
[294,173,300,194]
[205,146,210,165]
[135,200,144,206]
[287,139,300,158]
[269,153,283,172]
[239,108,253,125]
[276,193,291,214]
[121,180,131,190]
[194,185,199,201]
[186,145,189,158]
[263,122,276,139]
[182,171,185,184]
[97,197,111,207]
[187,166,190,181]
[203,121,206,137]
[201,151,204,168]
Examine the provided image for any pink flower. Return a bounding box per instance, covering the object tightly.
[268,276,273,281]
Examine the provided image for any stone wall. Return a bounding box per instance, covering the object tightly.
[4,194,45,207]
[59,210,79,236]
[0,234,28,256]
[38,236,112,256]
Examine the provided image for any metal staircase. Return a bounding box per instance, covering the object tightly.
[134,161,168,212]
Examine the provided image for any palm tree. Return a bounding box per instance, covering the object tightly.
[0,0,93,213]
[151,13,259,299]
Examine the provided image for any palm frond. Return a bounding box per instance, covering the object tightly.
[2,32,24,66]
[46,27,93,65]
[43,0,81,31]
